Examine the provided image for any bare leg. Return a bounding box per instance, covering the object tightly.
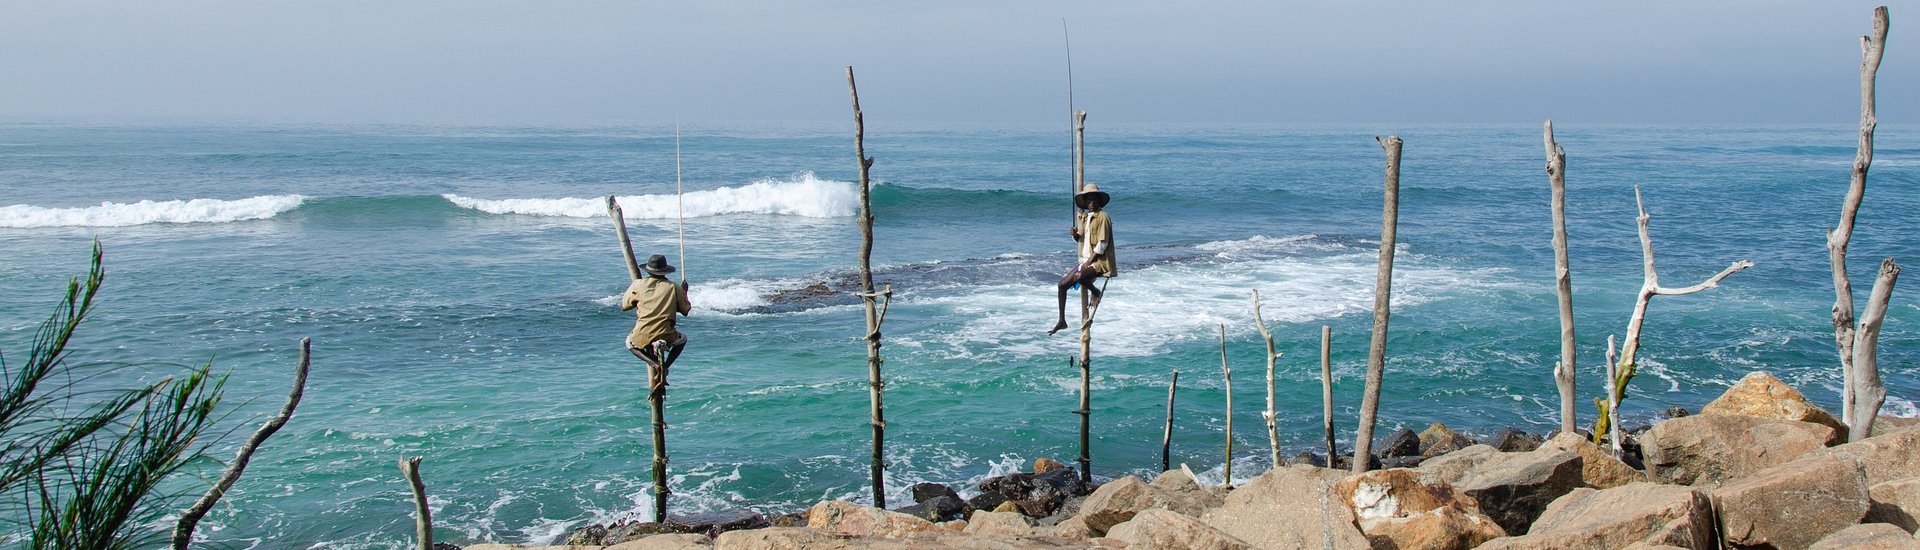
[1051,264,1097,335]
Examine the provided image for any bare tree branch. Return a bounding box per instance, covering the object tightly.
[172,338,311,549]
[1848,258,1900,441]
[1545,119,1578,436]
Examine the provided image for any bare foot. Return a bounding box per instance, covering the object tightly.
[1048,319,1069,335]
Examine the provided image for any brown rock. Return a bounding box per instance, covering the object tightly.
[1538,431,1642,489]
[964,510,1035,537]
[1640,414,1832,487]
[1050,516,1095,540]
[1105,509,1252,550]
[1699,370,1848,442]
[1711,453,1870,550]
[1419,422,1476,458]
[1814,427,1920,486]
[1454,449,1583,535]
[1873,415,1920,438]
[1076,474,1221,535]
[1198,465,1370,549]
[1475,483,1714,550]
[1334,468,1504,550]
[606,534,713,550]
[935,520,968,532]
[993,500,1020,514]
[1416,444,1502,486]
[805,500,937,538]
[1360,507,1506,550]
[1034,457,1067,474]
[1808,523,1916,550]
[1867,476,1920,533]
[1491,428,1542,453]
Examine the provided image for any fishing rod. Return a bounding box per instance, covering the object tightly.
[676,118,686,286]
[1063,18,1078,230]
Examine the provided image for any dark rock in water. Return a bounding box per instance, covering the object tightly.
[910,482,958,504]
[769,510,807,527]
[1493,428,1543,452]
[1381,428,1422,458]
[1381,455,1426,469]
[1289,451,1328,468]
[1332,452,1383,471]
[565,509,768,545]
[894,494,969,522]
[1037,495,1088,527]
[1662,406,1691,419]
[565,524,608,545]
[432,543,462,550]
[1419,422,1477,457]
[977,467,1090,518]
[966,489,1011,512]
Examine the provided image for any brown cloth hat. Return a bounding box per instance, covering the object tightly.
[1074,182,1110,210]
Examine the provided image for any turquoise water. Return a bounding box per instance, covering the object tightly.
[1,121,1915,547]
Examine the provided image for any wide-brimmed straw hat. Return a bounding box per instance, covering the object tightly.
[643,254,677,276]
[1075,182,1111,209]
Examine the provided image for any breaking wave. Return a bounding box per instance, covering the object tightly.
[0,195,306,228]
[443,173,857,219]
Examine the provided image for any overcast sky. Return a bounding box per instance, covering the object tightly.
[0,1,1910,124]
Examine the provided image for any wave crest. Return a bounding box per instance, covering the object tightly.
[0,195,306,228]
[443,173,858,219]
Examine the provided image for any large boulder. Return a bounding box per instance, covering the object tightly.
[1873,415,1920,438]
[1417,445,1502,486]
[1382,428,1422,458]
[1813,427,1920,486]
[805,500,937,538]
[1199,465,1370,549]
[605,534,713,550]
[1075,473,1219,535]
[1710,453,1870,550]
[1048,515,1094,540]
[1699,370,1848,442]
[978,467,1091,518]
[1106,508,1254,550]
[1640,414,1832,487]
[1807,523,1916,550]
[1538,431,1641,489]
[1334,468,1504,550]
[963,510,1034,537]
[1475,483,1714,550]
[1453,449,1583,535]
[892,494,968,523]
[1491,428,1543,453]
[1867,476,1920,533]
[1420,423,1477,458]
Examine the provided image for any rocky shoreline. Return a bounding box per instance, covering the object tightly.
[461,371,1920,549]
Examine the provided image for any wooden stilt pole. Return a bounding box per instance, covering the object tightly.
[1218,324,1233,486]
[1545,120,1578,436]
[398,457,431,550]
[1321,325,1334,466]
[1162,370,1179,472]
[848,66,891,507]
[1251,290,1281,471]
[608,196,671,520]
[1073,109,1094,485]
[1352,136,1402,474]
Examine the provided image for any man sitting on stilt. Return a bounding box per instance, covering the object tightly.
[1051,182,1116,335]
[623,254,692,389]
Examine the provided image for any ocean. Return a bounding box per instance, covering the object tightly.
[0,121,1914,548]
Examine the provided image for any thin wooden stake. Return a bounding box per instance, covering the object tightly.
[1162,370,1179,472]
[608,197,642,281]
[1849,258,1900,441]
[1545,119,1578,435]
[1604,335,1621,459]
[648,358,670,522]
[1835,6,1890,429]
[1074,109,1095,485]
[1251,290,1282,470]
[1593,187,1753,440]
[848,65,890,508]
[1218,324,1233,486]
[398,457,431,550]
[173,338,311,550]
[1320,325,1334,466]
[1352,136,1402,474]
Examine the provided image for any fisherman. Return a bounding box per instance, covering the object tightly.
[1050,182,1116,335]
[623,254,692,389]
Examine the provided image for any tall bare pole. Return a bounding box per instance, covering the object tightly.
[676,119,687,285]
[1593,187,1753,440]
[607,196,671,521]
[1218,324,1233,486]
[398,457,431,550]
[1073,110,1094,485]
[1850,259,1900,440]
[848,66,892,508]
[1251,290,1282,470]
[1162,370,1179,472]
[1352,136,1402,474]
[1545,120,1578,435]
[1834,6,1890,429]
[174,338,311,549]
[1064,19,1077,227]
[1320,326,1334,464]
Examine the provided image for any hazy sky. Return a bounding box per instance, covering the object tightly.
[1,1,1911,124]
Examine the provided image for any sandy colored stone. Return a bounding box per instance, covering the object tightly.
[964,510,1035,536]
[605,533,713,550]
[1808,523,1916,550]
[1050,515,1095,540]
[1641,414,1832,487]
[1198,465,1370,550]
[805,500,937,538]
[1076,474,1219,535]
[1363,506,1505,550]
[993,500,1021,514]
[936,520,968,532]
[1453,449,1582,535]
[1106,508,1251,550]
[1711,453,1870,550]
[1867,476,1920,533]
[1333,468,1503,550]
[1815,427,1920,486]
[1416,444,1501,486]
[1700,370,1848,442]
[1419,422,1477,458]
[1476,483,1714,550]
[1873,415,1920,438]
[1539,431,1642,489]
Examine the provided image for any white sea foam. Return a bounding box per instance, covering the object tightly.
[443,172,857,219]
[0,194,305,228]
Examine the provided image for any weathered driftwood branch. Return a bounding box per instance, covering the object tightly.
[1835,6,1890,429]
[1352,135,1402,474]
[1251,290,1282,470]
[607,197,644,280]
[1849,258,1900,441]
[1545,119,1578,435]
[848,65,889,508]
[1218,324,1233,486]
[399,457,431,550]
[1162,370,1179,472]
[173,338,311,549]
[1320,325,1334,466]
[1604,335,1621,459]
[1593,187,1754,441]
